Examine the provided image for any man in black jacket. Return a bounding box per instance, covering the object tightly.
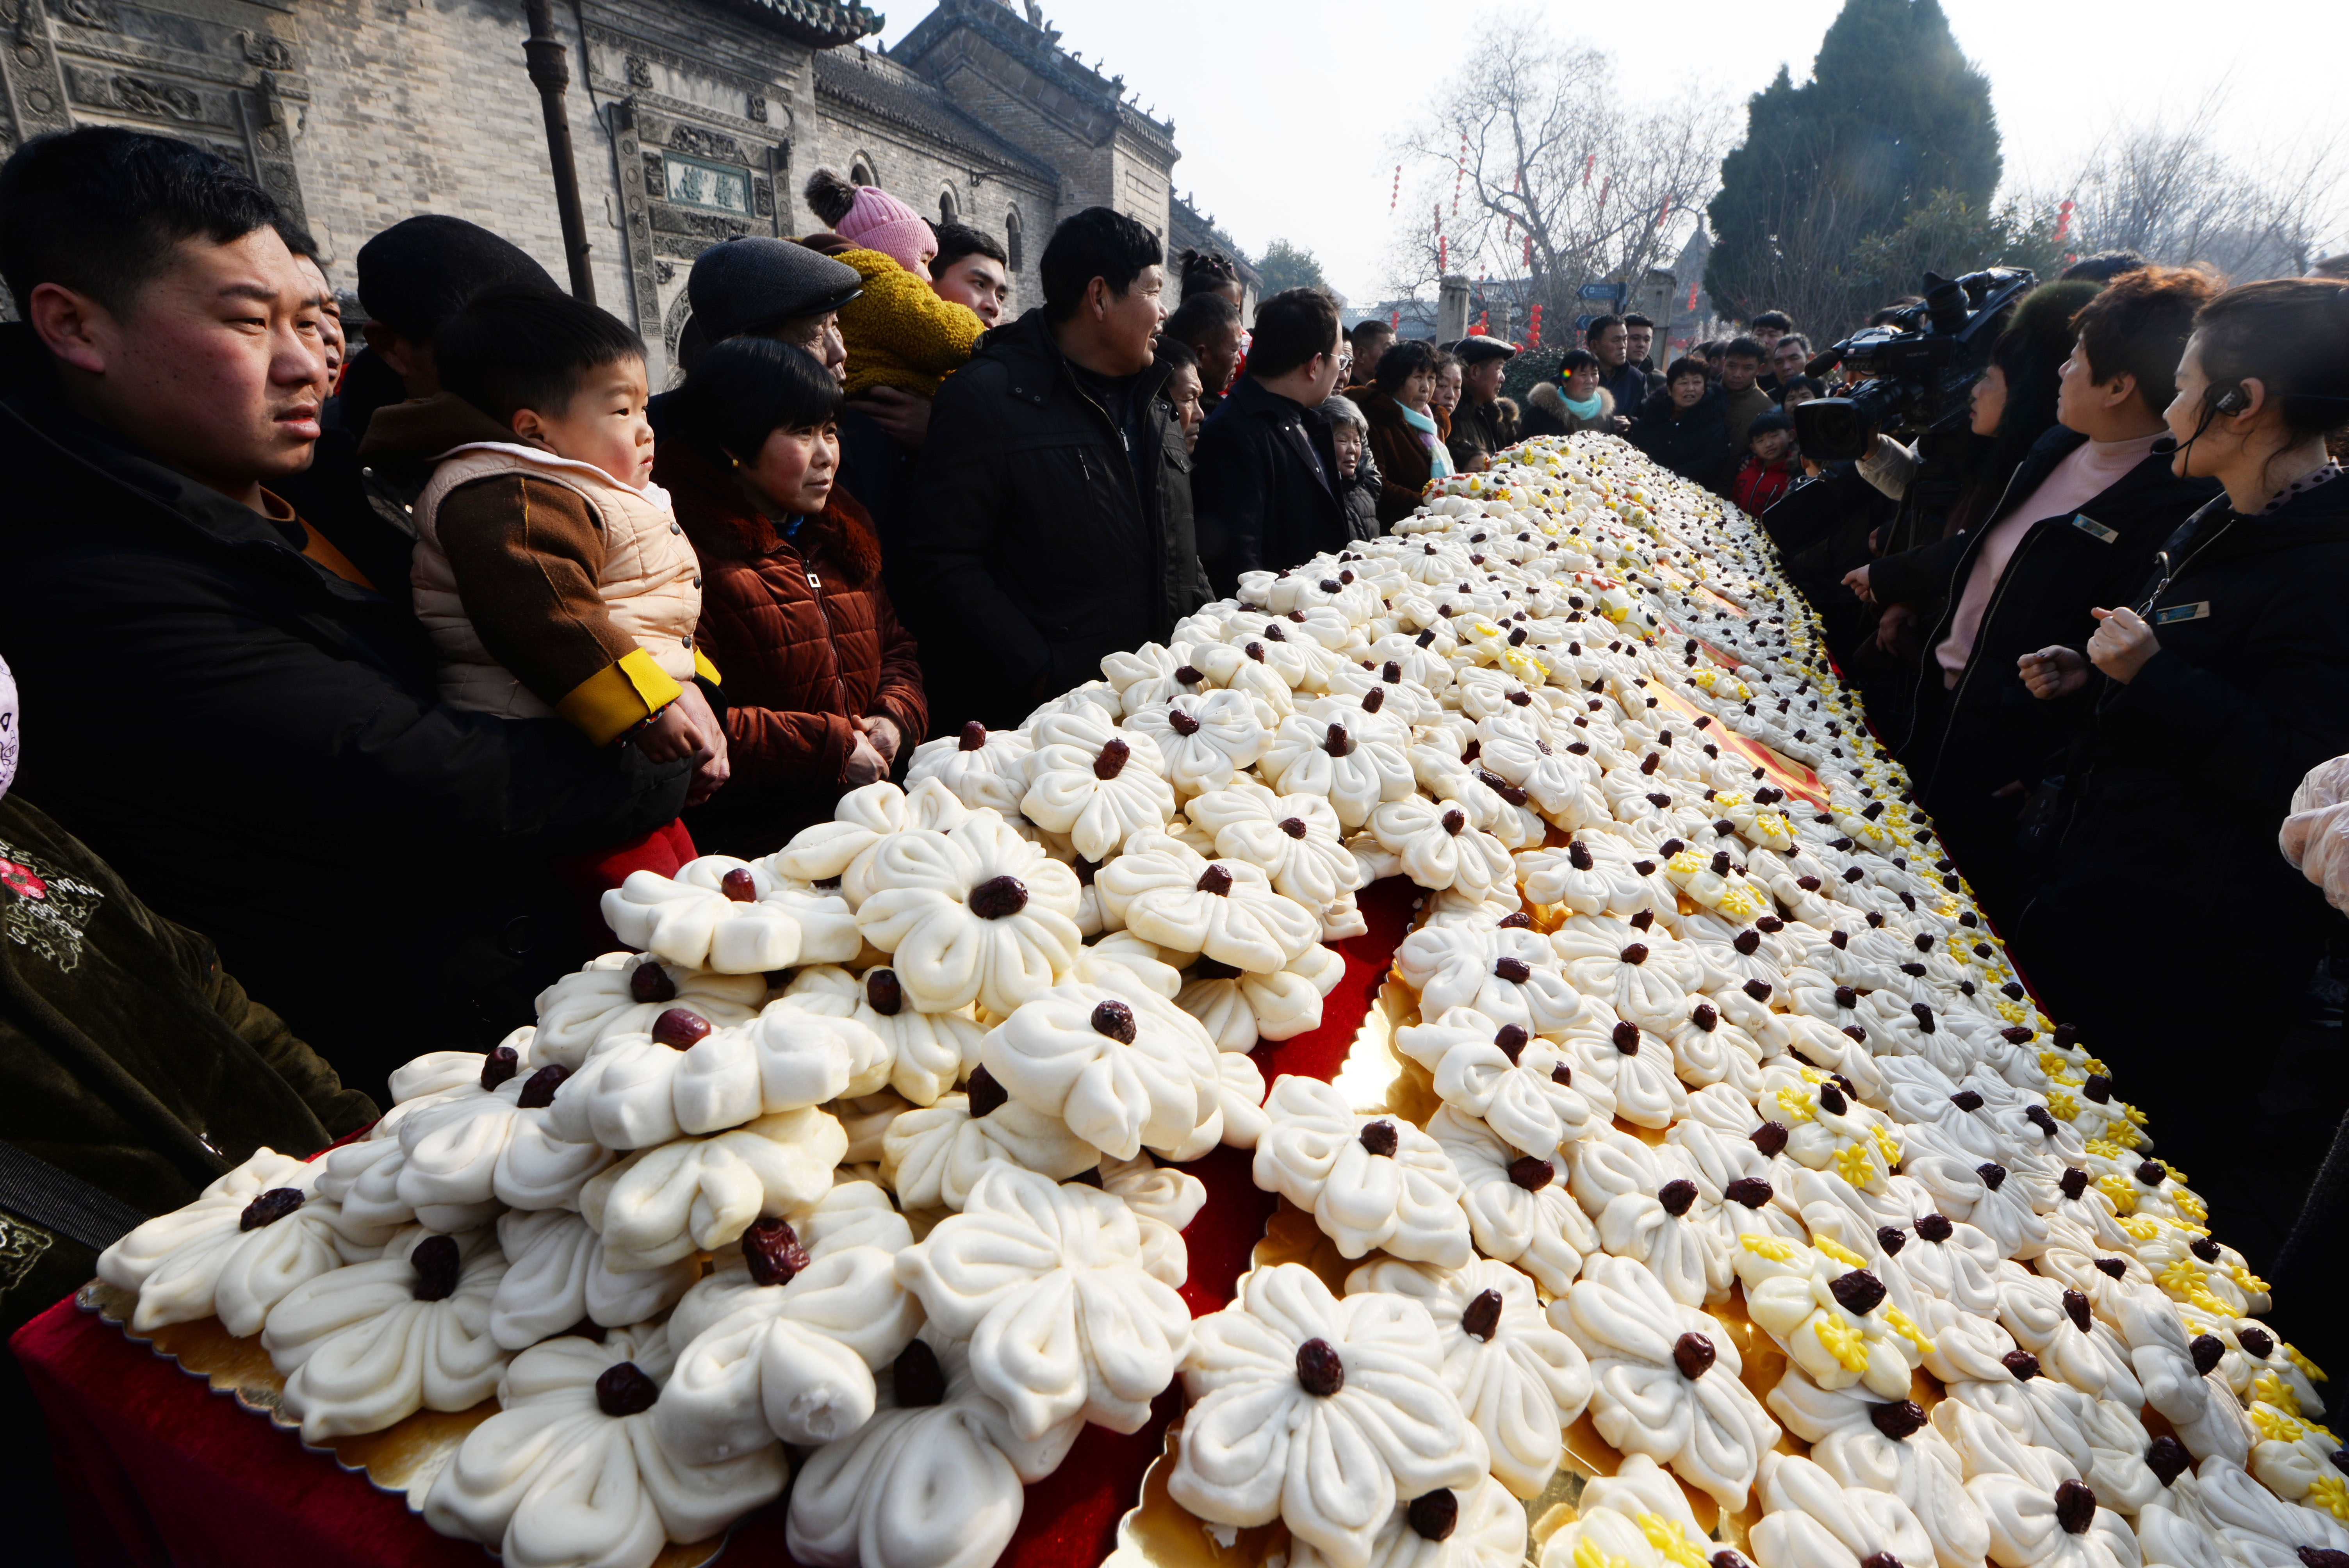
[1194,286,1351,594]
[902,207,1210,731]
[0,128,690,1099]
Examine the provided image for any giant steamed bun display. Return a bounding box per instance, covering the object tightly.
[93,431,2343,1568]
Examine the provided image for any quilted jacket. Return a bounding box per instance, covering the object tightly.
[656,440,927,857]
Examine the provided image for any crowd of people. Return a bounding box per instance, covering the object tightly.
[1,117,2348,1553]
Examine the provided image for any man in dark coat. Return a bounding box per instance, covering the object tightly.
[0,128,690,1100]
[1444,335,1520,473]
[1628,356,1732,490]
[901,207,1209,731]
[1193,286,1351,595]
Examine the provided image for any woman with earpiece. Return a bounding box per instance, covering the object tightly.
[2014,277,2349,1205]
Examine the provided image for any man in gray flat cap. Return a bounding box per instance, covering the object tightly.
[676,234,861,384]
[1445,335,1520,474]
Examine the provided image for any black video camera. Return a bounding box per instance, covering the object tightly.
[1791,267,2037,461]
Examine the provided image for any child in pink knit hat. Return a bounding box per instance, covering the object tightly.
[804,168,982,399]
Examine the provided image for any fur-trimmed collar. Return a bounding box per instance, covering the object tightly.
[653,438,884,585]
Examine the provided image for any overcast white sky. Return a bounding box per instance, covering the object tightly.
[879,0,2345,302]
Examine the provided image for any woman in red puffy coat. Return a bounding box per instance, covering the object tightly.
[656,336,927,857]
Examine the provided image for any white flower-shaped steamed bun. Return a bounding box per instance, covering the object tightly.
[1288,1474,1526,1568]
[786,1331,1082,1568]
[978,976,1225,1160]
[487,1208,696,1351]
[96,1147,391,1336]
[530,953,766,1068]
[766,777,973,905]
[854,812,1084,1014]
[1095,831,1322,976]
[421,1324,787,1568]
[1252,1075,1470,1267]
[655,1190,922,1457]
[1347,1256,1592,1498]
[1121,688,1274,795]
[893,1164,1192,1440]
[579,1105,847,1270]
[1171,1262,1489,1568]
[1426,1107,1597,1297]
[1394,924,1589,1037]
[1366,797,1515,898]
[781,963,984,1105]
[1019,709,1177,859]
[1261,710,1417,829]
[261,1228,510,1443]
[546,1003,875,1149]
[906,720,1035,816]
[878,1087,1100,1211]
[1749,1450,1940,1568]
[600,855,859,972]
[1549,1251,1780,1509]
[1185,782,1365,911]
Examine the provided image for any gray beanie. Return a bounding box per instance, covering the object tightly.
[687,236,862,343]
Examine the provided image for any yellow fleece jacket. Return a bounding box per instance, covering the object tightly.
[834,246,985,398]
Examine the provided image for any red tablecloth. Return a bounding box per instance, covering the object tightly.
[11,877,1421,1568]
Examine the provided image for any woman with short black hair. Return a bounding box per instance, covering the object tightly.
[656,335,927,855]
[1358,339,1453,525]
[2015,276,2349,1204]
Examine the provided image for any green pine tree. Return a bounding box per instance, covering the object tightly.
[1255,239,1329,296]
[1705,0,2002,335]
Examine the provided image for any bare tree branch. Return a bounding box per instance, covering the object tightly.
[1383,19,1735,337]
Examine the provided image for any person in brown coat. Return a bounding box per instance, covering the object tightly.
[1357,339,1453,526]
[655,335,927,857]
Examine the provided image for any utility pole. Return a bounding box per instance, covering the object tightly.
[522,0,595,303]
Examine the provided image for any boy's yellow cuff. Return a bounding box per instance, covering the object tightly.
[556,648,684,746]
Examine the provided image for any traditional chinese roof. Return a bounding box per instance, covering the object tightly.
[812,47,1057,182]
[714,0,880,49]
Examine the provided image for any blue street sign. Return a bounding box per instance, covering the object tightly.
[1578,282,1626,302]
[1573,314,1597,332]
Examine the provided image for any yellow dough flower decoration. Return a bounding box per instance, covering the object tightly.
[1638,1514,1711,1568]
[2119,1215,2160,1242]
[1775,1087,1816,1124]
[2308,1474,2349,1523]
[2097,1174,2139,1216]
[1883,1306,1936,1356]
[2249,1406,2307,1445]
[1740,1234,1800,1263]
[2287,1344,2328,1382]
[2234,1263,2269,1294]
[1816,1236,1868,1270]
[2046,1090,2079,1122]
[2253,1372,2301,1417]
[1994,999,2029,1026]
[1871,1125,1902,1167]
[1832,1143,1875,1188]
[1814,1311,1871,1373]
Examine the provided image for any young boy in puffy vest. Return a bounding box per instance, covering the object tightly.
[415,283,728,888]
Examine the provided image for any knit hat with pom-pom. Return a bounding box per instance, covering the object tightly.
[804,168,937,276]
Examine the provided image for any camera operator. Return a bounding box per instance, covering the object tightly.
[1828,281,2092,697]
[1843,268,2218,920]
[2012,277,2349,1198]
